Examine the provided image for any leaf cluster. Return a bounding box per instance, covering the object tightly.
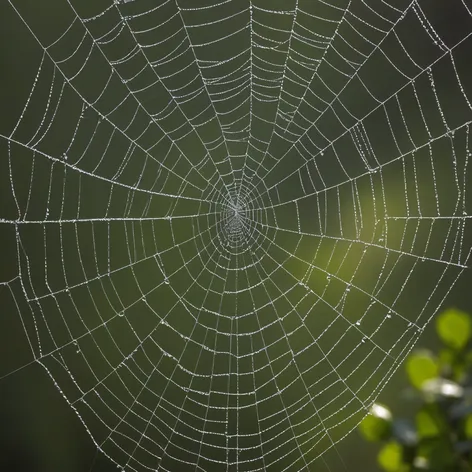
[359,309,472,472]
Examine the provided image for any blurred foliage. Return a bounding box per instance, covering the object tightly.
[359,308,472,472]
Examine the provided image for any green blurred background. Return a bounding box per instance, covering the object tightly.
[1,0,472,471]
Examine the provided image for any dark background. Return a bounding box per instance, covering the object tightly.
[1,1,472,471]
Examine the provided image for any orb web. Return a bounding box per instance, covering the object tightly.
[1,0,472,471]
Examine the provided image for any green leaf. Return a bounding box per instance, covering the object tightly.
[438,348,455,368]
[416,438,455,470]
[359,403,393,442]
[416,408,440,438]
[436,308,470,350]
[439,348,467,382]
[406,350,439,389]
[378,442,403,472]
[464,414,472,438]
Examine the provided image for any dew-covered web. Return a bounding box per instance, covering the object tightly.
[1,0,472,471]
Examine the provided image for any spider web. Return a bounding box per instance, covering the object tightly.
[1,0,472,471]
